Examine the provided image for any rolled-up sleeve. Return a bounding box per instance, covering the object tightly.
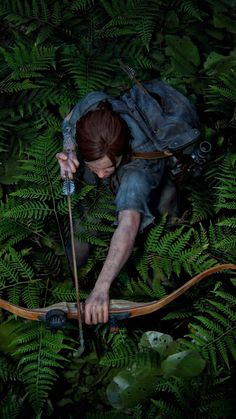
[115,159,165,231]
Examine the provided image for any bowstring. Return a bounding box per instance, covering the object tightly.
[63,172,84,354]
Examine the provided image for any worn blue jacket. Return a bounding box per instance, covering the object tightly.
[62,80,200,230]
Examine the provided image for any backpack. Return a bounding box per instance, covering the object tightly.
[118,80,212,178]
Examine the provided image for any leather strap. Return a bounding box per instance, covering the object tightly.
[132,150,173,160]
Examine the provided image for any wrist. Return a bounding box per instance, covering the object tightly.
[93,279,111,293]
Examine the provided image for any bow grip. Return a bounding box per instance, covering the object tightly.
[42,309,67,331]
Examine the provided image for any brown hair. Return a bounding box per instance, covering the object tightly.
[76,101,130,166]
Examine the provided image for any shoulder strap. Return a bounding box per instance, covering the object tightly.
[132,150,173,160]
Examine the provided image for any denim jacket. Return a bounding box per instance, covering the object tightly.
[62,81,200,230]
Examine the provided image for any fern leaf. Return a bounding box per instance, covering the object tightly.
[144,216,167,252]
[62,53,116,96]
[11,322,71,414]
[3,201,51,220]
[179,0,202,20]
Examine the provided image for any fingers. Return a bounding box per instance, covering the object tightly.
[60,165,74,180]
[56,152,79,179]
[60,160,76,179]
[56,152,68,161]
[70,154,79,168]
[85,300,109,325]
[56,151,79,167]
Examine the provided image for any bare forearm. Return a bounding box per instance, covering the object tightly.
[94,210,141,291]
[85,210,140,324]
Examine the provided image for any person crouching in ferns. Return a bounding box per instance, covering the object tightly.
[56,80,200,325]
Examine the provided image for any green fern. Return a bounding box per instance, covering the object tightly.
[2,201,52,220]
[189,184,215,223]
[126,275,167,300]
[152,372,234,419]
[71,0,96,11]
[1,43,56,74]
[0,355,19,382]
[178,0,203,20]
[62,53,117,96]
[136,217,217,281]
[0,255,20,284]
[0,390,25,419]
[192,222,235,262]
[99,329,138,367]
[10,322,72,414]
[214,153,236,214]
[184,280,236,370]
[0,0,63,31]
[7,247,34,279]
[0,0,236,416]
[206,72,236,114]
[51,281,88,301]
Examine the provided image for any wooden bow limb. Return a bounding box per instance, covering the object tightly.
[0,264,236,324]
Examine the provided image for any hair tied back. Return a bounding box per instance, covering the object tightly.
[97,100,113,111]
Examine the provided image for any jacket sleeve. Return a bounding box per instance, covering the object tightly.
[62,102,83,151]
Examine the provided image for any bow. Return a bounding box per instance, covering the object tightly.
[1,264,235,330]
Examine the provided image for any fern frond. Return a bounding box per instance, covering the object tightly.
[162,310,193,321]
[194,316,224,337]
[0,216,29,244]
[10,187,55,201]
[0,355,19,382]
[153,372,235,419]
[206,72,236,113]
[8,284,22,306]
[0,390,25,419]
[152,398,182,419]
[100,333,138,367]
[8,248,34,279]
[138,220,216,280]
[71,0,96,11]
[76,231,108,247]
[21,282,41,309]
[11,322,71,414]
[2,201,52,220]
[31,249,61,279]
[62,53,116,96]
[1,43,56,76]
[126,277,160,299]
[179,0,203,20]
[0,79,39,93]
[185,281,236,370]
[189,185,215,223]
[0,257,19,283]
[144,216,167,252]
[214,235,236,253]
[51,281,88,301]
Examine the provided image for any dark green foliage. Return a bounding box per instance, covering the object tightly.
[0,0,236,417]
[151,372,235,419]
[183,280,236,371]
[0,390,25,419]
[99,328,138,367]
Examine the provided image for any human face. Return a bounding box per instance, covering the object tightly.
[85,155,122,179]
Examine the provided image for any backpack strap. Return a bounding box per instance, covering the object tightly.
[132,150,173,160]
